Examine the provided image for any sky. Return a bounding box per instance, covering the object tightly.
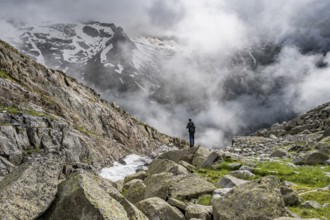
[1,0,330,147]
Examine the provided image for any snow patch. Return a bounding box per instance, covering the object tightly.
[99,154,152,182]
[100,44,113,63]
[115,64,124,74]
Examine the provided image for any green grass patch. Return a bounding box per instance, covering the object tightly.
[122,188,128,196]
[0,106,19,114]
[254,161,330,188]
[289,188,330,219]
[289,206,329,220]
[24,146,41,155]
[77,126,99,137]
[26,110,45,117]
[0,69,14,81]
[300,190,330,205]
[197,167,229,183]
[197,194,212,206]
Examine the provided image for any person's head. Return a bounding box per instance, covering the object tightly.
[189,118,192,122]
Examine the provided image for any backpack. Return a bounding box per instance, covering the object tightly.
[188,122,196,133]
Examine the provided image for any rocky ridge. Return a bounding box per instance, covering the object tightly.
[227,101,330,160]
[0,39,183,178]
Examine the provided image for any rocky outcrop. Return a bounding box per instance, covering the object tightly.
[156,148,193,163]
[146,159,188,176]
[144,172,173,200]
[255,102,330,138]
[217,174,248,188]
[185,204,212,220]
[192,146,213,168]
[0,39,182,176]
[136,197,185,220]
[293,151,329,165]
[125,180,146,204]
[170,174,216,200]
[41,170,148,220]
[0,156,63,219]
[213,176,286,220]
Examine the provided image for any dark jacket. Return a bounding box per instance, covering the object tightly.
[186,121,196,134]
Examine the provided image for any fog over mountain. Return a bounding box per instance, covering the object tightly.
[1,0,330,148]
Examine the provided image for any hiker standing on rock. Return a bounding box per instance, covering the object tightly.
[186,118,196,147]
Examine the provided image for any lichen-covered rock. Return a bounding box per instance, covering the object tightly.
[0,155,15,176]
[124,179,144,191]
[213,176,286,220]
[213,188,232,197]
[293,151,329,165]
[125,180,146,204]
[192,146,213,168]
[227,162,242,170]
[230,170,255,179]
[136,197,185,220]
[239,165,254,172]
[0,156,63,220]
[170,174,216,199]
[301,200,322,209]
[201,151,222,168]
[217,175,248,188]
[147,159,188,176]
[168,197,188,210]
[144,172,174,200]
[157,149,192,163]
[270,149,288,158]
[41,170,148,220]
[185,204,212,220]
[178,160,196,172]
[124,171,147,183]
[280,186,300,206]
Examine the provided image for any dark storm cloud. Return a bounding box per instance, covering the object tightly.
[1,0,330,147]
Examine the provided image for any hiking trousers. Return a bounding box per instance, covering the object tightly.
[189,133,195,147]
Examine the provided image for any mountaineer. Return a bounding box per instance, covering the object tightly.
[186,118,196,147]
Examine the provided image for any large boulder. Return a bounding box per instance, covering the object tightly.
[157,149,192,163]
[192,146,213,168]
[125,180,146,204]
[178,160,196,172]
[201,151,222,168]
[280,186,300,206]
[230,170,255,179]
[124,179,144,191]
[168,197,188,210]
[217,175,248,188]
[136,197,185,220]
[213,176,286,220]
[293,151,329,165]
[170,174,216,200]
[41,170,148,220]
[270,149,288,158]
[147,159,188,176]
[144,172,174,200]
[0,156,63,220]
[185,204,212,220]
[124,171,147,183]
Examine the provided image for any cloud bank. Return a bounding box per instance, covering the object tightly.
[1,0,330,147]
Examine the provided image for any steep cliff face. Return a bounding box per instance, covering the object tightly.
[0,39,183,178]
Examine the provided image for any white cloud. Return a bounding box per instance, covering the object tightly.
[1,0,330,148]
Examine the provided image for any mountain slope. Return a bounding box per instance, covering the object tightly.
[12,21,178,95]
[0,39,182,178]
